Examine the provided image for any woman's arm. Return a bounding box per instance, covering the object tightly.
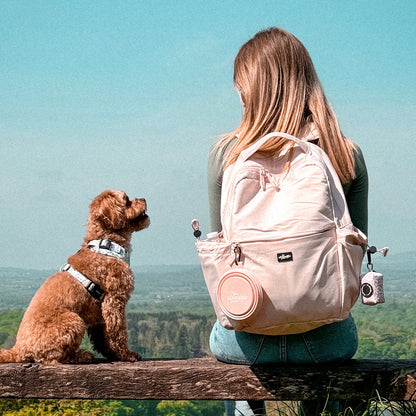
[207,145,225,233]
[343,145,369,236]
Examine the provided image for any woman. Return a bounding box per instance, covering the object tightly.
[207,27,368,415]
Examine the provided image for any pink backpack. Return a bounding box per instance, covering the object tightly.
[195,132,367,335]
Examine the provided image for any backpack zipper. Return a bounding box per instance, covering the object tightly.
[231,225,336,246]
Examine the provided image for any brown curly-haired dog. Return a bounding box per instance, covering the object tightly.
[0,190,149,364]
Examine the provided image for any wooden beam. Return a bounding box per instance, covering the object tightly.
[0,358,415,401]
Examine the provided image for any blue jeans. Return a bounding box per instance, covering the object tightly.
[210,316,358,415]
[210,314,358,365]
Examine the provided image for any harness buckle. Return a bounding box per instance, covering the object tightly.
[99,239,112,250]
[87,282,105,301]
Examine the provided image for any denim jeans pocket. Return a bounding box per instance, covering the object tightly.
[300,314,358,363]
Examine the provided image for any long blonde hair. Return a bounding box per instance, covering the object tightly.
[218,27,356,184]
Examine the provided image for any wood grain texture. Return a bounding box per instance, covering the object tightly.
[0,358,415,401]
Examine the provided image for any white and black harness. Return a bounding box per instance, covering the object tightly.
[60,239,130,301]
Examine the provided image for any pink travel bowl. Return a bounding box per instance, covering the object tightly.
[217,269,263,321]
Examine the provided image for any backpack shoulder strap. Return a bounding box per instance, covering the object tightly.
[238,132,310,164]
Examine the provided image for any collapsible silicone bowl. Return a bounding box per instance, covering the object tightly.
[217,268,263,321]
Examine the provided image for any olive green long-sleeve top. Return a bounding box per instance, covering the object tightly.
[207,141,368,237]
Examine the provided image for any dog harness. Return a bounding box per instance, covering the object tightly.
[60,239,130,301]
[60,263,105,301]
[87,239,130,264]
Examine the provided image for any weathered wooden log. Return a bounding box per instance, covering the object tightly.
[0,358,415,401]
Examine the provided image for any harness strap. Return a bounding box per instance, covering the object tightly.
[87,239,130,264]
[60,263,105,301]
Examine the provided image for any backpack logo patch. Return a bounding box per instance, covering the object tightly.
[277,252,293,263]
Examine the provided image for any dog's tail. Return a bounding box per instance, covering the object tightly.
[0,348,18,363]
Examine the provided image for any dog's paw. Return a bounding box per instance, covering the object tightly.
[116,350,141,362]
[124,351,141,362]
[75,350,95,363]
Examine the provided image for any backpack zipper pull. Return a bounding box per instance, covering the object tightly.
[232,243,242,265]
[261,168,280,191]
[260,169,267,191]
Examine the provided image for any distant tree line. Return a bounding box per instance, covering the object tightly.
[354,300,416,359]
[127,311,215,359]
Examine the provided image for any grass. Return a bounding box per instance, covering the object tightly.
[263,395,416,416]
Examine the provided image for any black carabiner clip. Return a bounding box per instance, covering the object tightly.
[233,243,242,265]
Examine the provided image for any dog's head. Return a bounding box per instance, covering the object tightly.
[87,190,150,239]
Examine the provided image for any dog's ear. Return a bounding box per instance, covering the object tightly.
[90,190,127,230]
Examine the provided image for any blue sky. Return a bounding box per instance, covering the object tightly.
[1,1,415,269]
